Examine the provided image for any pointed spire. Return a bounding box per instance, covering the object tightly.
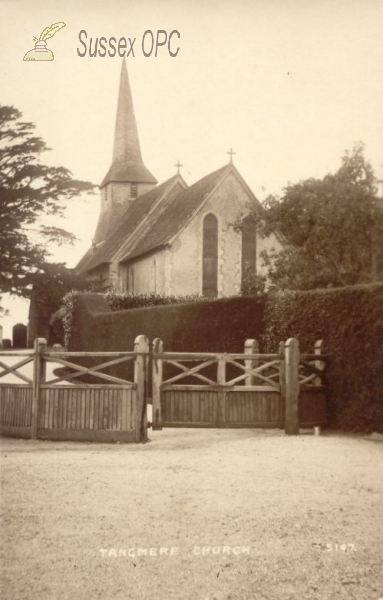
[113,59,142,164]
[100,60,157,188]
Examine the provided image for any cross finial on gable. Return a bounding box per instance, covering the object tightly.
[174,160,183,174]
[227,148,236,163]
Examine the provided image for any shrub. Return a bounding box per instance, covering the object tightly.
[66,283,383,432]
[262,284,383,432]
[57,288,209,346]
[104,289,206,311]
[240,273,267,296]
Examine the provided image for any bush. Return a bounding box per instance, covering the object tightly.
[262,284,383,432]
[104,289,206,311]
[240,273,267,296]
[67,283,383,432]
[69,294,265,354]
[56,289,208,346]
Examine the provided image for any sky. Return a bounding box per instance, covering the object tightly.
[1,0,383,338]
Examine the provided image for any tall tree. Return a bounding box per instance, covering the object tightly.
[239,143,383,291]
[0,105,96,298]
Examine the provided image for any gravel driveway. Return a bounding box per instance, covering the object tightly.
[1,428,382,600]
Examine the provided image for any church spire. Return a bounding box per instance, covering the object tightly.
[100,60,157,188]
[113,59,142,164]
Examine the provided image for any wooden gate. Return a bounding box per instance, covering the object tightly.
[0,336,149,443]
[1,335,328,440]
[151,338,328,434]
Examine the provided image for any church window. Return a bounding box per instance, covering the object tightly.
[202,213,218,298]
[241,223,257,284]
[131,183,138,198]
[127,265,134,293]
[152,257,157,293]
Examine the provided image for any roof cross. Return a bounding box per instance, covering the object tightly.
[227,148,236,163]
[174,160,183,174]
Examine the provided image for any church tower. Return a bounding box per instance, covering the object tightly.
[93,60,157,244]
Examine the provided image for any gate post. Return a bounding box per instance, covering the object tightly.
[314,339,324,386]
[244,339,259,386]
[284,338,300,435]
[31,337,47,440]
[152,338,163,430]
[278,341,286,427]
[134,335,149,442]
[217,356,226,425]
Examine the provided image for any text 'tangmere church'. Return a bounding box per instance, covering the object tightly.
[76,61,283,297]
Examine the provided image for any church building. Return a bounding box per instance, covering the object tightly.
[76,61,283,297]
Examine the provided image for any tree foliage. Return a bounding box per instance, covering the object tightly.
[0,105,96,297]
[239,143,383,291]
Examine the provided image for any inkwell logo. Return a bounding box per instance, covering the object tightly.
[23,22,66,61]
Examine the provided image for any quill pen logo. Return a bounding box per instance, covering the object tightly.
[23,22,66,61]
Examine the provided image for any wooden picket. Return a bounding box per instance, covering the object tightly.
[0,336,149,443]
[152,337,328,433]
[1,335,328,440]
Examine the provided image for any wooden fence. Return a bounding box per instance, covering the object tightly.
[1,335,328,441]
[0,336,149,443]
[152,338,328,434]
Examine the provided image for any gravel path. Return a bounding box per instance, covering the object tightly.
[1,429,382,600]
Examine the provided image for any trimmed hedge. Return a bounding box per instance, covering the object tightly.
[54,289,207,347]
[69,294,265,387]
[263,284,383,433]
[68,284,383,432]
[70,294,265,354]
[104,289,205,310]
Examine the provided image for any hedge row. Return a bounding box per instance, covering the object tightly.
[53,289,208,347]
[262,284,383,432]
[104,289,205,311]
[70,294,265,354]
[69,284,383,432]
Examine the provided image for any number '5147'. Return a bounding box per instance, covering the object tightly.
[326,543,356,552]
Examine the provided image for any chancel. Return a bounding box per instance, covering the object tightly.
[76,60,283,297]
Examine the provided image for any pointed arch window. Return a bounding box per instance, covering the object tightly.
[202,213,218,298]
[127,265,134,293]
[152,257,157,293]
[241,222,257,284]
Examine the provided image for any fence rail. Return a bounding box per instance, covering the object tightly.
[152,337,328,433]
[1,335,328,441]
[0,336,149,443]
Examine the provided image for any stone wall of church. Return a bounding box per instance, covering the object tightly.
[166,173,243,296]
[84,263,111,291]
[118,250,168,295]
[165,171,283,297]
[117,171,283,297]
[94,181,157,244]
[111,181,155,203]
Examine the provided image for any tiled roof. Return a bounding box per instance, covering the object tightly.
[76,175,181,274]
[100,161,157,188]
[77,163,276,275]
[75,246,94,274]
[120,164,231,261]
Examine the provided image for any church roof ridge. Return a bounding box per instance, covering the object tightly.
[76,173,184,274]
[120,163,232,262]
